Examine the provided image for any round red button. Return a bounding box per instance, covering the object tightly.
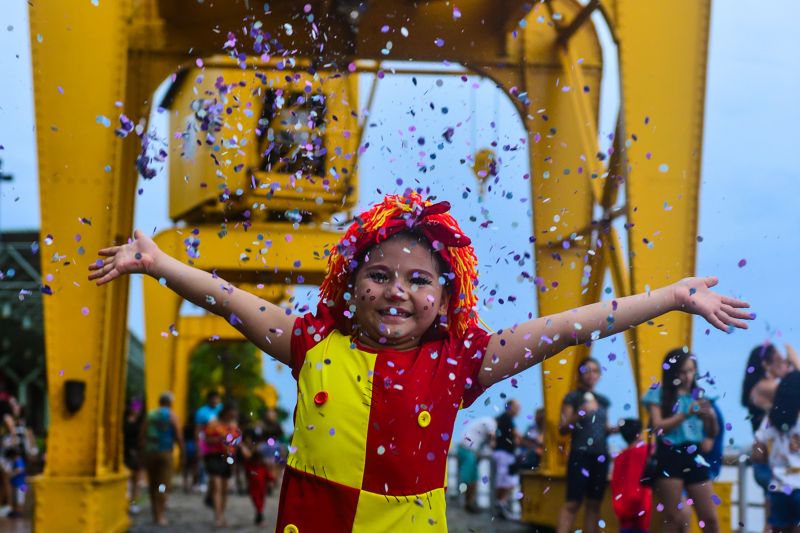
[314,391,329,406]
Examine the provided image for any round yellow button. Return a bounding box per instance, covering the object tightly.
[284,525,299,533]
[417,410,431,428]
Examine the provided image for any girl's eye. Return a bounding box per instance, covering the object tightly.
[411,275,433,286]
[368,271,389,283]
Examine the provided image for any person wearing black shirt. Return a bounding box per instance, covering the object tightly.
[492,399,521,519]
[557,358,615,533]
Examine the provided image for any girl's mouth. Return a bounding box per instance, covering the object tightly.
[379,308,412,318]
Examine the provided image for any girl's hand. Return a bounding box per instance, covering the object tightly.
[694,399,714,421]
[672,276,753,332]
[88,229,160,285]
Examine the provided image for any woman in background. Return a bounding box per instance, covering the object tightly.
[741,342,798,532]
[645,349,719,532]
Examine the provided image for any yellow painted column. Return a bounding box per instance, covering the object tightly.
[29,0,133,531]
[616,0,710,396]
[520,4,604,480]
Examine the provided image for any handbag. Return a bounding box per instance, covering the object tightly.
[640,431,659,486]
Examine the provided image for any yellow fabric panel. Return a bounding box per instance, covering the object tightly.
[288,331,376,489]
[352,487,448,532]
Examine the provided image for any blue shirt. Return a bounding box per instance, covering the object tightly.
[145,407,176,453]
[641,387,705,445]
[195,403,222,426]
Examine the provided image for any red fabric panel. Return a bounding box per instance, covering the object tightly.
[610,442,652,529]
[275,466,360,532]
[360,328,491,495]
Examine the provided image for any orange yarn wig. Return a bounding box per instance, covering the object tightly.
[319,192,480,336]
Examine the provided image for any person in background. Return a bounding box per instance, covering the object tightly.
[643,348,719,533]
[752,371,800,533]
[742,342,798,532]
[0,390,19,516]
[260,407,285,495]
[457,416,497,513]
[610,419,651,533]
[557,357,614,533]
[4,446,25,519]
[195,389,222,500]
[493,399,521,520]
[141,392,184,526]
[122,397,144,514]
[520,407,545,472]
[203,403,241,528]
[240,423,275,525]
[182,412,199,494]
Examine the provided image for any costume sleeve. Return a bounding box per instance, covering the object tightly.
[641,386,660,406]
[599,393,611,409]
[455,327,493,408]
[289,301,337,380]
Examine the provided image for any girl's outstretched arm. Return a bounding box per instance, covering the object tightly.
[478,276,752,388]
[88,229,296,366]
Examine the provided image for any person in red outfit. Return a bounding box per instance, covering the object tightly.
[611,419,651,533]
[240,424,276,525]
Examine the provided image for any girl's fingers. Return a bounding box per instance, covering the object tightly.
[717,310,748,331]
[722,304,754,320]
[704,276,719,288]
[97,247,120,256]
[708,311,729,333]
[721,295,749,308]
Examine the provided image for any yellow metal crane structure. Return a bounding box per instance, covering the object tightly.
[29,0,717,530]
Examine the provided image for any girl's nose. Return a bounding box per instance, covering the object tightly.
[386,281,408,301]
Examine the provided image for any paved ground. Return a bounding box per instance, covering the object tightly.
[129,482,533,532]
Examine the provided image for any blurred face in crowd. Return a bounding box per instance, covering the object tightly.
[578,360,601,390]
[677,357,697,392]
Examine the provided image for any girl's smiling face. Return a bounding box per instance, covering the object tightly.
[351,234,449,351]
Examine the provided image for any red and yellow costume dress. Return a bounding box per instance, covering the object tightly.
[275,303,491,532]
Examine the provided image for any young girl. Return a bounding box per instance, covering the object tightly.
[643,349,720,532]
[89,192,752,531]
[753,371,800,533]
[557,357,615,533]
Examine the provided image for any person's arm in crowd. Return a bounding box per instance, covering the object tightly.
[647,403,690,435]
[697,400,719,453]
[171,412,185,457]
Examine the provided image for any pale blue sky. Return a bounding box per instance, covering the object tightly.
[1,2,799,446]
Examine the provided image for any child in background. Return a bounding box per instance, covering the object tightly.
[90,191,752,531]
[5,447,26,518]
[240,426,275,525]
[753,371,800,533]
[611,419,651,533]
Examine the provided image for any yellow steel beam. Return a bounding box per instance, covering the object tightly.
[169,291,285,426]
[143,224,337,417]
[616,0,711,397]
[517,0,604,479]
[29,0,133,530]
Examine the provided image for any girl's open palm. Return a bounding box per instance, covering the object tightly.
[88,229,159,285]
[673,276,753,332]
